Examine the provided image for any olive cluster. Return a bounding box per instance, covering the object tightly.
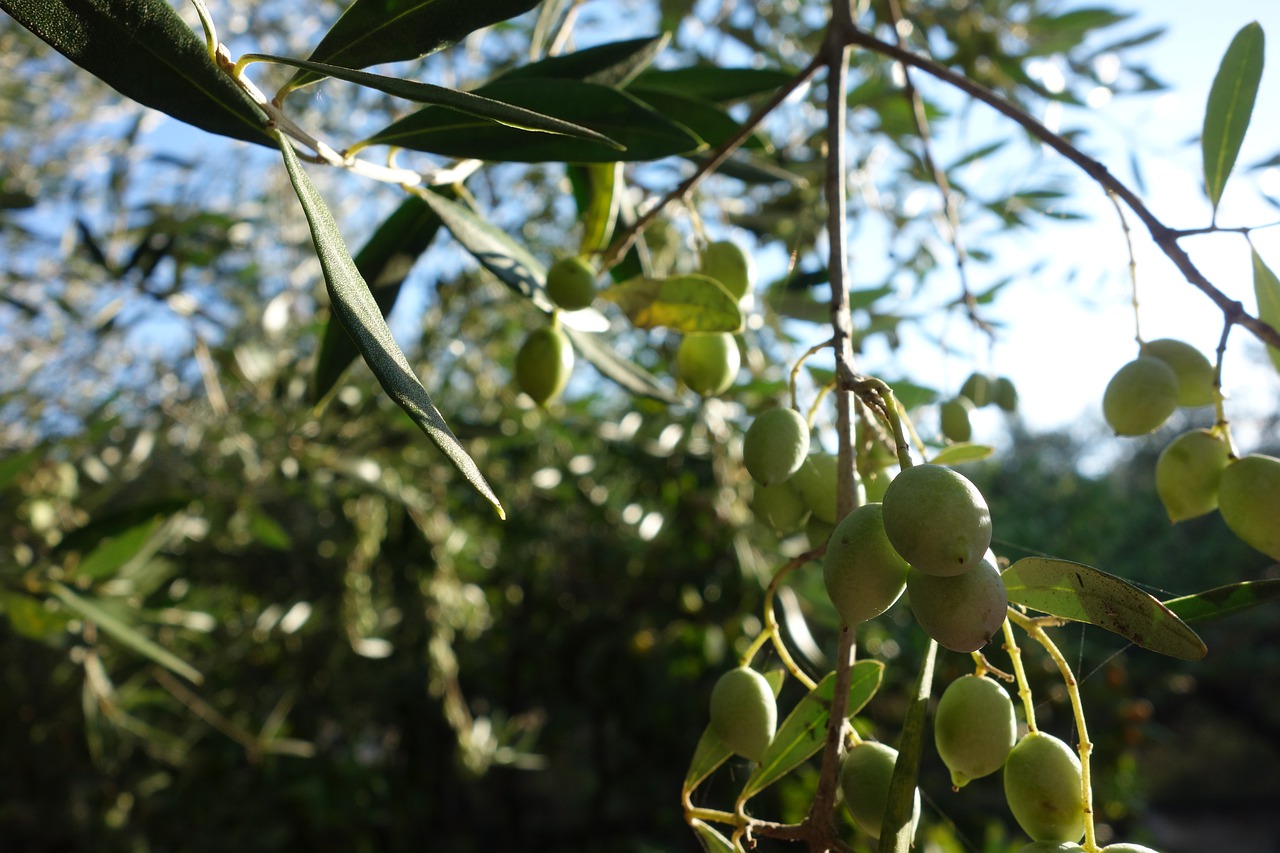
[939,371,1019,443]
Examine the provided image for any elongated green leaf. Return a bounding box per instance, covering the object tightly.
[76,516,164,580]
[682,727,732,794]
[929,443,994,465]
[880,641,936,853]
[1202,22,1265,210]
[630,66,794,102]
[1252,248,1280,375]
[275,133,504,519]
[51,582,203,684]
[1003,557,1207,660]
[0,0,269,146]
[1164,579,1280,624]
[568,163,622,255]
[563,328,682,404]
[601,275,743,333]
[499,35,668,86]
[364,79,702,163]
[739,661,883,801]
[313,196,444,402]
[690,819,734,853]
[627,90,766,152]
[285,0,542,93]
[249,54,610,144]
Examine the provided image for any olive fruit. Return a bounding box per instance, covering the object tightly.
[1100,845,1162,853]
[743,407,810,485]
[823,504,909,626]
[1140,338,1216,408]
[940,396,974,443]
[838,741,921,840]
[1017,844,1084,852]
[1218,454,1280,560]
[753,481,810,536]
[934,673,1016,788]
[544,255,596,311]
[701,240,755,301]
[881,464,992,576]
[708,667,776,762]
[906,551,1007,652]
[862,467,894,504]
[1003,731,1085,843]
[1155,429,1230,522]
[677,332,740,396]
[792,453,845,524]
[993,376,1019,412]
[515,325,574,405]
[806,515,835,549]
[960,372,995,407]
[1102,357,1179,436]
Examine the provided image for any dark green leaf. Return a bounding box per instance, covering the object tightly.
[1164,579,1280,624]
[739,661,883,801]
[1202,22,1265,211]
[249,55,614,144]
[275,133,504,519]
[1023,8,1130,56]
[364,79,701,163]
[247,508,293,551]
[627,89,765,151]
[312,196,445,402]
[498,35,668,87]
[630,66,794,102]
[880,640,936,853]
[1003,557,1207,660]
[76,516,164,581]
[600,275,743,333]
[51,582,203,684]
[562,328,683,404]
[284,0,542,93]
[1252,248,1280,375]
[0,0,269,146]
[947,140,1009,171]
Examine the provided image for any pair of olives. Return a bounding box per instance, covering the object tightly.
[676,240,755,396]
[514,256,597,405]
[1102,338,1216,436]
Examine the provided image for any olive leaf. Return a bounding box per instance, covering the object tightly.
[1163,578,1280,624]
[929,443,994,465]
[568,163,622,256]
[0,0,269,146]
[879,640,936,853]
[689,819,734,853]
[1003,557,1207,660]
[738,661,883,801]
[1202,22,1265,212]
[1252,248,1280,375]
[600,275,743,333]
[275,133,504,519]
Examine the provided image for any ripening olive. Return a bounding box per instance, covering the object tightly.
[1140,338,1216,408]
[940,396,975,443]
[823,503,909,626]
[544,256,597,311]
[743,407,810,486]
[792,453,845,524]
[1217,454,1280,560]
[753,480,810,536]
[515,325,574,405]
[838,741,921,840]
[1155,429,1229,523]
[881,464,992,577]
[993,376,1019,412]
[960,372,995,408]
[1102,357,1179,436]
[708,667,776,762]
[701,240,755,301]
[677,332,740,396]
[1003,731,1085,843]
[906,551,1007,652]
[934,674,1016,788]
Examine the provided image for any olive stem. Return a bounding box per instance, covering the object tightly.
[762,550,825,690]
[1000,614,1037,734]
[1211,318,1237,456]
[1107,192,1144,348]
[1007,609,1097,851]
[788,337,837,417]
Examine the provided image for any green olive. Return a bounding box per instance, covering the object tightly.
[677,332,740,396]
[823,503,909,626]
[1217,454,1280,559]
[1003,731,1085,843]
[960,372,995,408]
[1154,429,1229,523]
[700,240,755,301]
[544,256,597,311]
[906,551,1007,652]
[881,464,991,577]
[1102,357,1178,436]
[708,666,776,762]
[993,376,1019,412]
[940,396,975,443]
[1140,338,1216,408]
[792,453,846,524]
[515,325,574,405]
[753,480,810,536]
[838,741,921,840]
[933,673,1016,788]
[743,407,810,485]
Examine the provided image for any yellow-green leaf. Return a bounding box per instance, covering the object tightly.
[1252,248,1280,375]
[1202,22,1265,211]
[600,274,742,332]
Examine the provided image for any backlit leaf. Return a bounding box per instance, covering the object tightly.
[600,275,742,333]
[1202,22,1265,211]
[930,444,994,466]
[1003,557,1207,660]
[1252,248,1280,375]
[1164,579,1280,624]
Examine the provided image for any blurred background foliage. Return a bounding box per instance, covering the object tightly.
[2,0,1278,851]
